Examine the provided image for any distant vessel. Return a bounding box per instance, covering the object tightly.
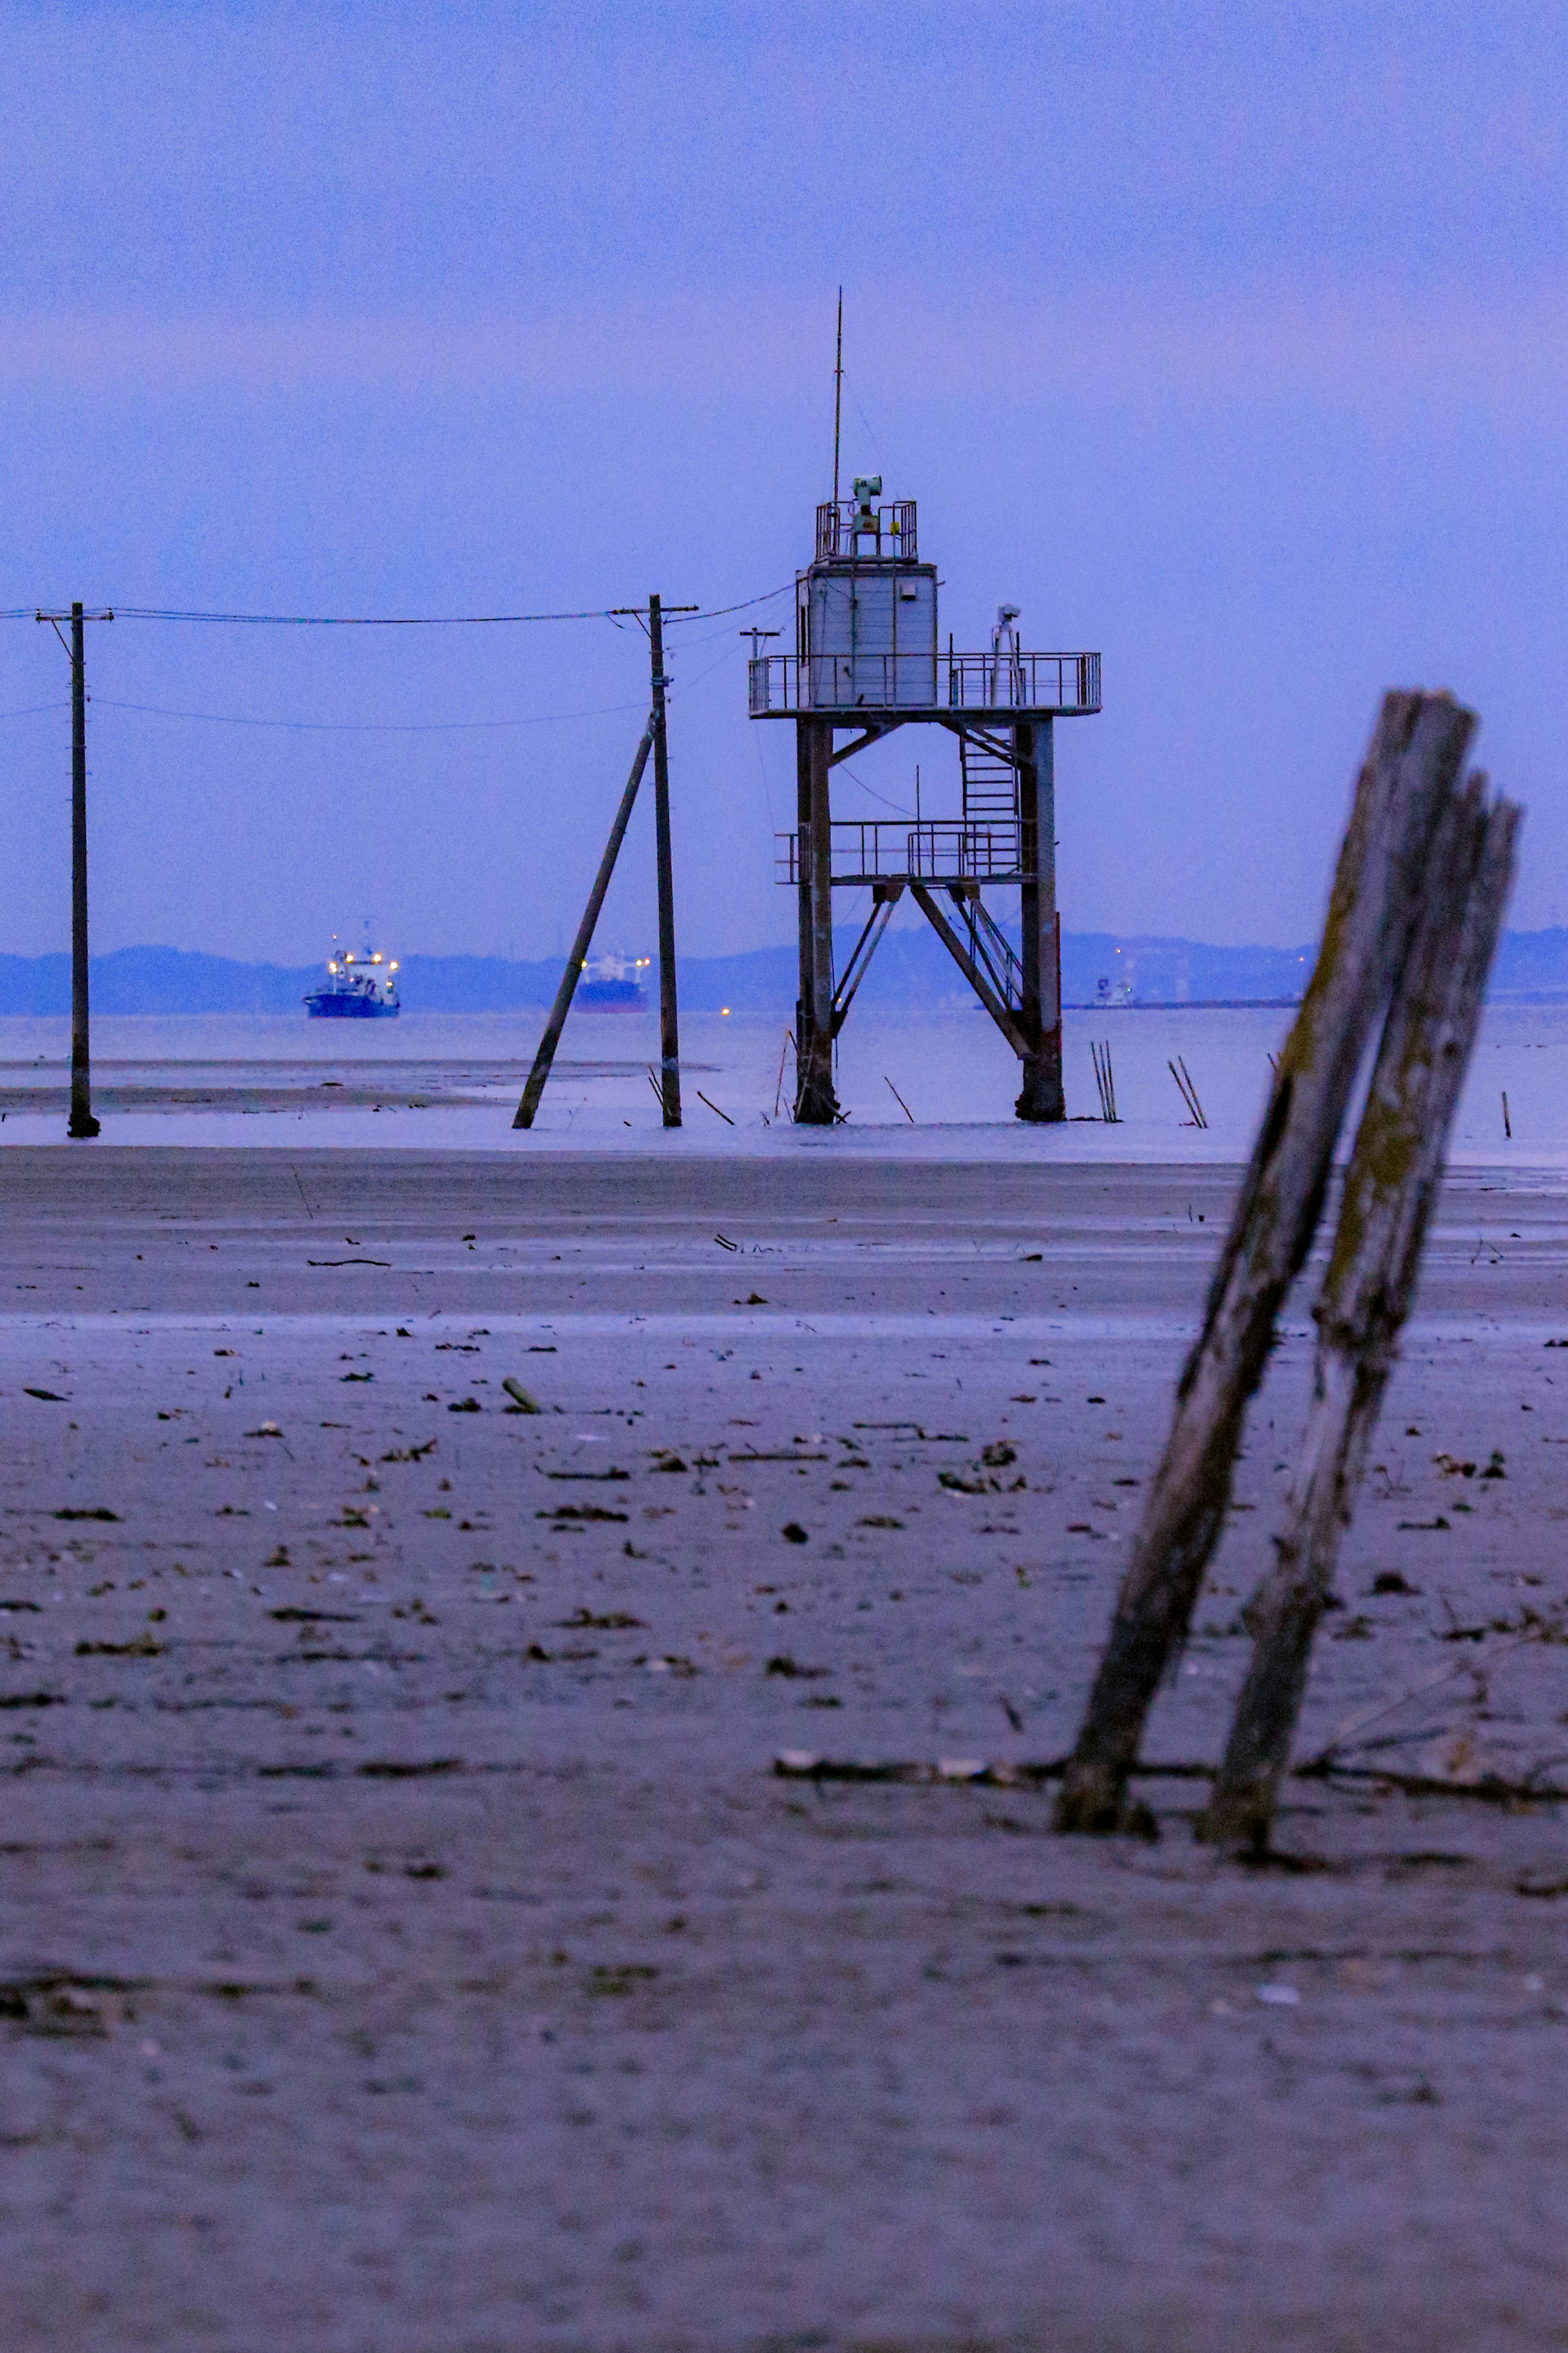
[577,951,649,1009]
[305,941,401,1019]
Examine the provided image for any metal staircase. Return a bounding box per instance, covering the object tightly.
[960,730,1019,825]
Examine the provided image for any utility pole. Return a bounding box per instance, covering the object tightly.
[648,593,682,1128]
[38,602,113,1139]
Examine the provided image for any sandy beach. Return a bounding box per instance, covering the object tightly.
[0,1142,1565,2349]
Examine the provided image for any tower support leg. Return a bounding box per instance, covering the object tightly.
[1016,714,1065,1122]
[794,717,839,1123]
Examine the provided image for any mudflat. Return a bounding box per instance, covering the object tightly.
[2,1148,1566,2351]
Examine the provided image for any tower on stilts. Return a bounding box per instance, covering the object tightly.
[748,478,1101,1123]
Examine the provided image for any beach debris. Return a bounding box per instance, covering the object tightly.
[781,1522,809,1543]
[75,1635,162,1658]
[53,1507,120,1522]
[1255,1983,1301,2007]
[1058,691,1490,1837]
[771,1749,1568,1803]
[501,1379,541,1413]
[1167,1055,1207,1128]
[715,1233,739,1252]
[448,1396,482,1413]
[1203,762,1518,1852]
[22,1388,67,1403]
[537,1504,628,1523]
[765,1654,830,1679]
[246,1422,283,1439]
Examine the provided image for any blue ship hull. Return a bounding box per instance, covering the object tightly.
[578,979,645,1008]
[305,992,400,1019]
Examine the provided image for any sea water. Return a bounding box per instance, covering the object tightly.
[0,1001,1559,1162]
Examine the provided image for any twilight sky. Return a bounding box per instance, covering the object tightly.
[1,1,1565,964]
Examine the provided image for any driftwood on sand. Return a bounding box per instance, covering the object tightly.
[1201,778,1519,1851]
[1056,691,1479,1835]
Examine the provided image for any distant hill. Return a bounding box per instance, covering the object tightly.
[2,927,1565,1015]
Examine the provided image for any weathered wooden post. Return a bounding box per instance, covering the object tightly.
[1056,691,1476,1834]
[1201,778,1518,1851]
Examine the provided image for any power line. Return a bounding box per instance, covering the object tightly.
[0,582,794,629]
[666,582,793,623]
[106,604,619,626]
[93,694,649,734]
[89,641,742,734]
[0,699,70,721]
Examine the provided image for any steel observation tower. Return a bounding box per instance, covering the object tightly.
[748,475,1102,1123]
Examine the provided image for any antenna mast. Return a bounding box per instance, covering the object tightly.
[832,286,843,507]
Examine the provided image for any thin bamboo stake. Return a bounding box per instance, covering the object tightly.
[1178,1055,1206,1128]
[774,1030,795,1122]
[1091,1041,1120,1122]
[1056,691,1475,1834]
[1168,1057,1207,1127]
[1201,782,1519,1851]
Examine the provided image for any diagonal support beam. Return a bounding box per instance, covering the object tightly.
[829,891,900,1037]
[910,883,1029,1056]
[513,714,656,1128]
[829,720,904,768]
[936,717,1017,766]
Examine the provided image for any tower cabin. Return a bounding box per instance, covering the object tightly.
[748,478,1102,1123]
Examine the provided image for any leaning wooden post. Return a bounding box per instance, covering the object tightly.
[512,714,656,1129]
[1055,691,1475,1833]
[1202,780,1519,1851]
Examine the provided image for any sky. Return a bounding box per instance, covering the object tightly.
[0,0,1565,965]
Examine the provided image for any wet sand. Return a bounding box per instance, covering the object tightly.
[1,1149,1566,2350]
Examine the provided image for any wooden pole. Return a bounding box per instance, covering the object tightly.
[650,594,682,1129]
[68,602,99,1142]
[1202,779,1518,1851]
[512,715,655,1129]
[1056,691,1476,1833]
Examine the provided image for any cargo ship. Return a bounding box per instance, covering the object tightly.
[304,942,401,1018]
[577,951,649,1009]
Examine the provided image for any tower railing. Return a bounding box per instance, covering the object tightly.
[774,819,1023,887]
[749,648,1100,717]
[814,500,919,560]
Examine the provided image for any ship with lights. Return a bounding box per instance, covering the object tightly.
[304,941,401,1018]
[577,951,649,1008]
